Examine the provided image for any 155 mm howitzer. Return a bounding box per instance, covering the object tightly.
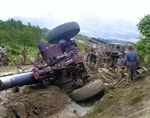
[0,22,105,101]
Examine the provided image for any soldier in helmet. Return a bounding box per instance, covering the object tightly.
[116,52,125,82]
[125,44,139,85]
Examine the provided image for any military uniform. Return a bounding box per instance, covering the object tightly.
[125,44,139,84]
[0,46,7,62]
[97,48,104,67]
[116,57,125,82]
[22,48,27,64]
[125,50,139,84]
[94,48,104,72]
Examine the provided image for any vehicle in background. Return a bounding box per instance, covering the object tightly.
[85,39,125,68]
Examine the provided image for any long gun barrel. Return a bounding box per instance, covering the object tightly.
[0,72,37,91]
[0,22,88,93]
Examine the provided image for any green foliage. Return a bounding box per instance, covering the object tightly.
[0,18,46,64]
[137,15,150,38]
[77,42,85,52]
[75,34,89,41]
[42,27,49,34]
[40,39,49,46]
[0,18,43,46]
[135,14,150,66]
[42,27,49,41]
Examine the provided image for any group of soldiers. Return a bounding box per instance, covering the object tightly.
[0,44,27,65]
[117,44,139,85]
[96,44,139,85]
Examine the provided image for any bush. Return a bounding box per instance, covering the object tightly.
[77,42,85,52]
[134,14,150,67]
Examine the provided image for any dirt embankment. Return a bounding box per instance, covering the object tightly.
[0,85,71,118]
[0,85,92,118]
[82,73,150,118]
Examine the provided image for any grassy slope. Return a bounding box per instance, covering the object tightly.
[82,73,150,118]
[77,41,85,52]
[6,46,39,65]
[7,41,84,65]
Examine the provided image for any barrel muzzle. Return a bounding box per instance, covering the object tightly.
[0,72,38,91]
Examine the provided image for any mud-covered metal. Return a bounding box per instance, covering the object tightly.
[33,38,88,92]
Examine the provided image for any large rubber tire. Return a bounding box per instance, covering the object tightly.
[47,22,80,44]
[69,79,105,101]
[86,54,91,62]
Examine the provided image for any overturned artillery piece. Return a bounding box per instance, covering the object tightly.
[0,22,105,101]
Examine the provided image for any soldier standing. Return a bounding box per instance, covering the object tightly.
[1,44,7,55]
[125,44,139,85]
[22,47,27,64]
[94,47,104,72]
[116,52,125,82]
[0,44,7,62]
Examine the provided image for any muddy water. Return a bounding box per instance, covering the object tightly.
[50,102,92,118]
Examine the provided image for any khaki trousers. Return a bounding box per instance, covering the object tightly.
[97,56,103,67]
[126,66,137,84]
[94,56,103,72]
[116,65,126,81]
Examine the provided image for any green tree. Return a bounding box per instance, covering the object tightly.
[0,18,45,63]
[137,15,150,39]
[135,14,150,66]
[75,34,89,41]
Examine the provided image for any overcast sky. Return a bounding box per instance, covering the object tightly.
[0,0,149,24]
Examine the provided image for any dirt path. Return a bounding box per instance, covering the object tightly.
[0,65,33,76]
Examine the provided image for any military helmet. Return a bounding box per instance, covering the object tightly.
[118,52,123,56]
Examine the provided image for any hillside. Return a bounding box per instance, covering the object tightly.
[0,19,49,64]
[82,73,150,118]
